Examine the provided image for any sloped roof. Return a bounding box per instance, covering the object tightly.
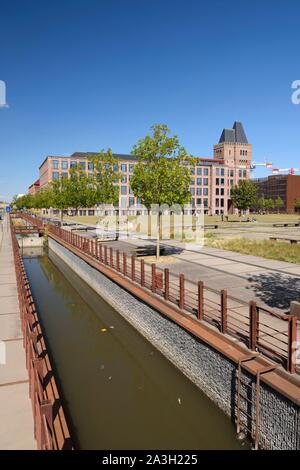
[218,121,248,144]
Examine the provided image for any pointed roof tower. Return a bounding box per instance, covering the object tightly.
[232,121,248,144]
[218,121,248,144]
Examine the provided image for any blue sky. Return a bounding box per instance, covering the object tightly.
[0,0,300,200]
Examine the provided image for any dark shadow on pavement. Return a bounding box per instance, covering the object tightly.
[247,272,300,310]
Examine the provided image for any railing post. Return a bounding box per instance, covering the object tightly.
[179,274,185,309]
[116,250,120,271]
[164,268,169,300]
[287,315,297,374]
[197,281,204,320]
[123,253,127,276]
[140,259,145,286]
[99,244,103,262]
[151,264,156,292]
[110,247,113,268]
[104,246,108,264]
[131,256,135,281]
[221,289,227,333]
[249,301,258,351]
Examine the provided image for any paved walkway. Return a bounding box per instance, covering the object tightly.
[0,215,35,449]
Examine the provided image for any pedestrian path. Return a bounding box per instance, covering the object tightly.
[0,215,35,449]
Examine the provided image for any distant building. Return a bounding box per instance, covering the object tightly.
[252,174,300,213]
[29,121,252,216]
[28,179,40,195]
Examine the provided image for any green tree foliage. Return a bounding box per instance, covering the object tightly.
[294,197,300,212]
[130,124,193,259]
[87,149,120,207]
[230,180,257,214]
[275,196,284,213]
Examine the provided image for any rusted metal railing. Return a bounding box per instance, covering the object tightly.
[10,218,73,450]
[14,213,299,375]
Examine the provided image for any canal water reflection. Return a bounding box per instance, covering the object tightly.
[23,248,246,450]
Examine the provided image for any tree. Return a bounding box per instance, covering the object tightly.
[130,124,193,260]
[275,196,284,214]
[49,177,72,221]
[230,180,257,215]
[294,198,300,213]
[87,149,120,207]
[264,198,275,214]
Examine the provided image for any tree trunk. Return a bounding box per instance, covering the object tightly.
[156,212,161,261]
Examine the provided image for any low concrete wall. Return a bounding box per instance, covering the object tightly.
[49,237,300,450]
[17,236,44,248]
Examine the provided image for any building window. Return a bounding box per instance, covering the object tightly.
[197,168,202,175]
[88,162,94,171]
[121,197,127,208]
[203,188,208,196]
[243,169,247,178]
[196,178,202,186]
[121,185,127,195]
[203,178,209,186]
[129,197,135,206]
[196,188,202,196]
[190,187,195,196]
[61,172,68,179]
[129,164,135,173]
[216,188,219,195]
[121,175,127,183]
[191,168,195,175]
[52,172,59,180]
[52,160,59,169]
[79,161,86,170]
[61,161,68,170]
[203,199,208,207]
[197,198,202,205]
[70,161,77,168]
[220,168,224,176]
[121,164,127,173]
[203,168,209,176]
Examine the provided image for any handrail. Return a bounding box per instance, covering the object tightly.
[13,212,299,375]
[10,216,73,450]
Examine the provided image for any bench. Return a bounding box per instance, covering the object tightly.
[204,224,219,230]
[270,237,300,244]
[70,226,96,232]
[273,223,300,227]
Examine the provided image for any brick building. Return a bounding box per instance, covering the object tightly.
[252,174,300,213]
[29,121,252,216]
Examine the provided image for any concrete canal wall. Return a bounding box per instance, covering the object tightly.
[49,237,300,450]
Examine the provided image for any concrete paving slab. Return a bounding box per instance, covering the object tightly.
[0,383,35,450]
[0,340,28,385]
[0,296,19,315]
[0,314,22,340]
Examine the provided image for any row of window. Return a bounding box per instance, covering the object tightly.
[51,160,136,173]
[190,187,209,196]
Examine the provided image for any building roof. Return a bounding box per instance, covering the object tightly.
[218,121,248,144]
[71,152,137,161]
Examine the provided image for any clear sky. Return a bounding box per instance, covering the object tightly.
[0,0,300,200]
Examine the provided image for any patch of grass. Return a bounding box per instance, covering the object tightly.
[205,237,300,264]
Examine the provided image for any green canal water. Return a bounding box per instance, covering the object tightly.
[23,248,246,450]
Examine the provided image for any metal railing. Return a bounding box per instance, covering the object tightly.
[10,217,73,450]
[38,218,299,375]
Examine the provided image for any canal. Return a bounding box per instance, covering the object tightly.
[23,247,246,450]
